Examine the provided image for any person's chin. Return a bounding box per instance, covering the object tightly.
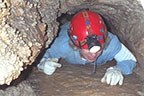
[87,58,96,62]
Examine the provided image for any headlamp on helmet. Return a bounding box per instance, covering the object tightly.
[86,35,101,53]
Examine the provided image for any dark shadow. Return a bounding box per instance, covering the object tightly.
[0,64,33,90]
[0,47,46,90]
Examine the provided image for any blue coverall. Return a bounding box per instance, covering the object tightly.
[43,22,137,75]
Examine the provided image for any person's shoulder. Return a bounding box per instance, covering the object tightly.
[58,22,70,37]
[108,32,119,38]
[61,22,70,29]
[108,32,115,36]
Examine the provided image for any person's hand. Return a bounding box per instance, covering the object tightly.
[37,58,62,75]
[101,67,124,86]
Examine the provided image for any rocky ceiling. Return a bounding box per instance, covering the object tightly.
[0,0,144,85]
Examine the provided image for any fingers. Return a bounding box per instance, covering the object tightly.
[49,58,59,62]
[118,76,124,85]
[51,62,62,68]
[45,60,62,68]
[46,58,61,68]
[101,75,122,86]
[101,74,107,83]
[105,72,113,85]
[42,62,62,75]
[101,68,124,86]
[110,74,120,86]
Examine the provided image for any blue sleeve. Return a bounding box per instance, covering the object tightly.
[116,60,136,75]
[114,43,137,75]
[96,32,137,75]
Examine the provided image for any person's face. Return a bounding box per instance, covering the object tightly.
[80,48,102,62]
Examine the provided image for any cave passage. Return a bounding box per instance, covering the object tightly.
[0,0,144,96]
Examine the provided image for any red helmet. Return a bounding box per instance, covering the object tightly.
[69,10,107,52]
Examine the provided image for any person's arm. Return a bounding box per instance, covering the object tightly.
[114,43,137,75]
[100,32,137,86]
[101,43,137,86]
[37,22,70,75]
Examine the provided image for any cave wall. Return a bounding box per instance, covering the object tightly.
[0,0,144,85]
[0,0,47,85]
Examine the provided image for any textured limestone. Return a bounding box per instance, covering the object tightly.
[0,0,46,85]
[36,0,60,47]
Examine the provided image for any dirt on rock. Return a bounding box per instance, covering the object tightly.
[29,60,144,96]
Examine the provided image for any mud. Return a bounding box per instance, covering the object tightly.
[29,60,144,96]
